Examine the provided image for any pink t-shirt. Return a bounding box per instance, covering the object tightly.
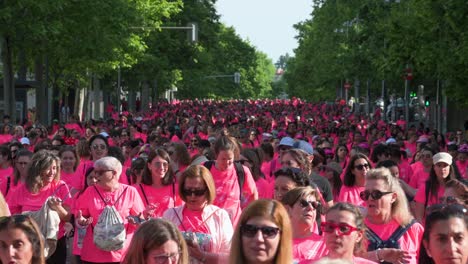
[61,170,83,192]
[365,219,424,264]
[292,233,327,262]
[414,184,444,207]
[398,160,413,184]
[337,185,366,209]
[135,183,182,218]
[304,256,377,264]
[408,167,429,190]
[75,184,145,263]
[7,180,72,239]
[256,177,273,199]
[456,160,468,179]
[0,167,13,179]
[0,175,20,199]
[207,162,257,226]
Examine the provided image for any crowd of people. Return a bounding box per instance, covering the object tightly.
[0,98,466,264]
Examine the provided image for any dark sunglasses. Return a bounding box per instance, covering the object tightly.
[321,222,359,236]
[241,224,280,239]
[182,189,207,197]
[298,199,321,210]
[354,163,370,170]
[92,144,107,150]
[438,196,463,205]
[360,190,393,201]
[0,214,29,225]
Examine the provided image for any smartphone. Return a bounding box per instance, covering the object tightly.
[126,215,145,224]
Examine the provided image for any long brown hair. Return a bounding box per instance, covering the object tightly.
[229,199,293,264]
[26,150,61,194]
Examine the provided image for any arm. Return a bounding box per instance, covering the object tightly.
[414,201,425,223]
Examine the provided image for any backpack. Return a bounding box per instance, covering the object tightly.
[93,186,128,251]
[203,160,245,200]
[366,219,416,264]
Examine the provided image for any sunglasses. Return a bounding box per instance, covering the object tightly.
[360,190,393,201]
[298,199,321,210]
[182,188,207,197]
[439,196,462,205]
[421,153,432,159]
[354,163,370,170]
[321,222,359,236]
[16,162,29,166]
[92,144,107,150]
[152,252,181,264]
[241,224,281,239]
[152,161,169,169]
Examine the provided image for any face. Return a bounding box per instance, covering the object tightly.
[146,239,180,264]
[425,217,468,264]
[351,158,370,180]
[60,151,76,171]
[280,153,301,169]
[389,166,399,178]
[434,162,451,180]
[86,171,98,187]
[274,176,297,201]
[241,217,280,264]
[0,227,34,264]
[421,151,434,167]
[183,177,207,211]
[364,179,396,218]
[90,138,108,160]
[41,160,58,184]
[94,167,116,187]
[15,156,31,176]
[324,210,362,258]
[289,194,318,228]
[216,150,234,171]
[148,156,169,179]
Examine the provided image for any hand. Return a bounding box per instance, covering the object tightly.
[186,239,204,261]
[76,210,93,226]
[381,248,411,264]
[47,196,63,211]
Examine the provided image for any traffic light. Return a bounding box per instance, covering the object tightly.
[234,72,240,84]
[425,96,430,106]
[410,91,416,97]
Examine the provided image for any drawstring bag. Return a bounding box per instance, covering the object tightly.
[93,186,128,251]
[23,197,61,258]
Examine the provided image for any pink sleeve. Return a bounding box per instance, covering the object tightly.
[241,165,257,208]
[75,188,90,217]
[414,185,426,204]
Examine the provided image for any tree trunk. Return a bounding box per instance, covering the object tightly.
[1,35,15,122]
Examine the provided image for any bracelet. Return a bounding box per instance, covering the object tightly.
[376,248,384,263]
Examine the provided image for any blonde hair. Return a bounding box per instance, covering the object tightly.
[366,168,413,226]
[281,186,320,208]
[229,199,293,264]
[178,165,216,204]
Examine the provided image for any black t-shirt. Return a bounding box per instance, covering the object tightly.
[309,172,333,203]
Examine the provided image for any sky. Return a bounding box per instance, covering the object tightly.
[215,0,313,63]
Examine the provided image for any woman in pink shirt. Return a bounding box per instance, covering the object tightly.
[281,186,327,263]
[59,146,82,196]
[408,146,435,190]
[75,156,145,264]
[205,136,258,225]
[338,154,372,211]
[0,149,32,199]
[362,168,424,264]
[240,148,272,199]
[137,149,181,219]
[7,150,72,264]
[163,165,233,263]
[414,152,457,223]
[308,203,376,264]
